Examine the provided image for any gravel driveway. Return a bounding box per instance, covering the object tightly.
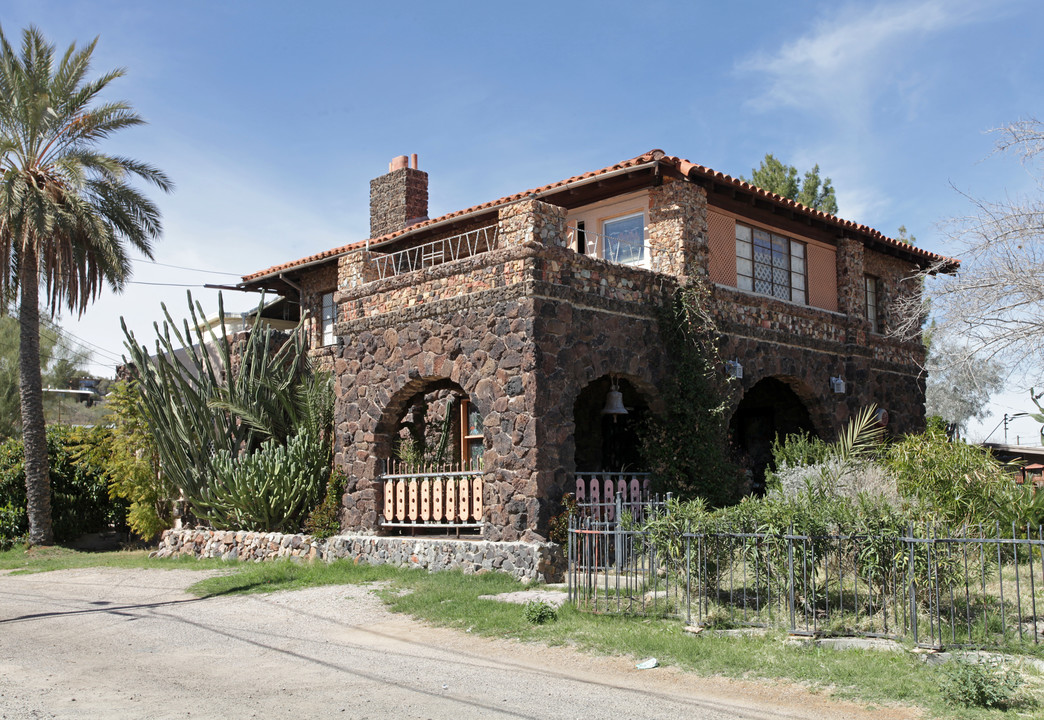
[0,567,917,720]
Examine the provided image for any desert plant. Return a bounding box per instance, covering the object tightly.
[123,292,333,528]
[193,429,329,532]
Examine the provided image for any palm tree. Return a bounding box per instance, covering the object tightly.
[0,26,172,544]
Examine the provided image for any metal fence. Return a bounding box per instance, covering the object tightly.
[568,506,1044,648]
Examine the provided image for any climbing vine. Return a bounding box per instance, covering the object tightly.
[640,281,743,505]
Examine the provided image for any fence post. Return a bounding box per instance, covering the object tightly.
[908,523,918,645]
[615,491,624,569]
[787,524,796,633]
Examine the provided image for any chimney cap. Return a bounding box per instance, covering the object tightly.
[389,155,409,172]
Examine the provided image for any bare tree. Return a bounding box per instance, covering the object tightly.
[906,118,1044,382]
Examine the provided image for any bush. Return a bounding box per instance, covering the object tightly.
[547,493,578,545]
[939,658,1022,709]
[303,467,348,539]
[523,599,558,625]
[884,423,1008,526]
[193,429,329,532]
[0,425,126,547]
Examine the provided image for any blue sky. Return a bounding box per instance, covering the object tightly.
[6,0,1044,441]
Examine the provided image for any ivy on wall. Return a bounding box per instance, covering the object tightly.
[640,281,743,505]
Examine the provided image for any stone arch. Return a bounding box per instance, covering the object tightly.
[572,374,652,473]
[372,375,485,471]
[728,375,819,492]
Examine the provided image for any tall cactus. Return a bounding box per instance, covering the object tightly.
[122,292,332,529]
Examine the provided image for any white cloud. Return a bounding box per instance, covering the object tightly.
[739,0,981,126]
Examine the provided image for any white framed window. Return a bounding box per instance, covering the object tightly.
[320,292,336,346]
[602,212,646,266]
[735,223,806,304]
[865,275,882,333]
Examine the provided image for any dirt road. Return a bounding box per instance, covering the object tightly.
[0,568,917,720]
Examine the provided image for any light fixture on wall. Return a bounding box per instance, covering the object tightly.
[725,360,743,379]
[602,376,628,419]
[830,376,846,394]
[874,408,889,427]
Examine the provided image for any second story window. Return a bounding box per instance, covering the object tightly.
[865,275,883,333]
[735,223,806,304]
[602,212,646,266]
[320,292,337,346]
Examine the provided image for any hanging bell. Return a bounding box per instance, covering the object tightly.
[602,380,628,416]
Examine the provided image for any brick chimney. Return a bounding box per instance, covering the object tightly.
[369,154,428,238]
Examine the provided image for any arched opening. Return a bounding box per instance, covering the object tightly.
[378,379,482,473]
[729,377,817,493]
[573,376,650,472]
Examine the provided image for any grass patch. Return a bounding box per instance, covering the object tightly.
[0,545,228,573]
[4,548,1041,718]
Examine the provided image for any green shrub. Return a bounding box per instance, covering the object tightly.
[193,429,329,532]
[523,599,558,625]
[939,658,1022,709]
[304,467,348,539]
[0,425,127,546]
[547,492,578,546]
[884,424,1008,526]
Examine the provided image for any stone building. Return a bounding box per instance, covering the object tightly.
[239,150,955,543]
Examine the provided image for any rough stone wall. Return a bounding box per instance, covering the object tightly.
[715,285,926,436]
[835,237,865,317]
[647,179,708,277]
[305,190,931,541]
[157,528,565,583]
[498,199,568,248]
[370,167,429,238]
[862,250,921,337]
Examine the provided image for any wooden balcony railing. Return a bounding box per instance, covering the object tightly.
[380,467,484,528]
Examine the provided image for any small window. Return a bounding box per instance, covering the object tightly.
[575,220,587,255]
[865,275,883,333]
[602,213,646,266]
[735,223,806,303]
[460,399,484,470]
[320,292,337,346]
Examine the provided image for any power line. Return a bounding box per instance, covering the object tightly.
[138,259,244,277]
[128,280,210,287]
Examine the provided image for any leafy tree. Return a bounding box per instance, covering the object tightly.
[101,380,170,539]
[0,26,171,544]
[924,337,1004,436]
[742,153,839,214]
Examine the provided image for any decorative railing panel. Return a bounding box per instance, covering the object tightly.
[574,472,652,524]
[373,225,499,280]
[381,470,483,527]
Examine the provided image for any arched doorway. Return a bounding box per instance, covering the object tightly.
[573,376,649,472]
[729,377,817,493]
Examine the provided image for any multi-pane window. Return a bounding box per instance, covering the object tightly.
[602,212,646,266]
[320,292,337,346]
[865,275,883,333]
[735,223,806,303]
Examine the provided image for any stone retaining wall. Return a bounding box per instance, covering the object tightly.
[155,529,566,583]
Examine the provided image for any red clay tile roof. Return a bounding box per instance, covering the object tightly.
[242,149,956,283]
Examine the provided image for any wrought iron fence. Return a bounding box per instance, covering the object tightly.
[372,224,499,280]
[569,509,1044,648]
